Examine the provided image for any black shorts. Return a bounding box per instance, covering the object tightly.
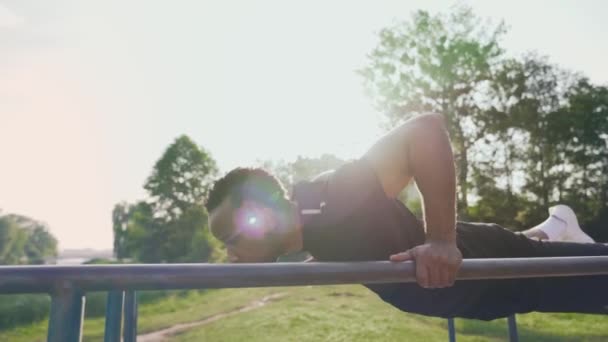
[372,222,608,320]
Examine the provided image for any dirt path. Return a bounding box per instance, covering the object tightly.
[137,293,287,342]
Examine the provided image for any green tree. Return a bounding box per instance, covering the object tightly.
[465,56,553,227]
[113,135,220,263]
[360,6,506,217]
[112,201,161,261]
[470,55,608,230]
[468,165,529,229]
[493,56,582,226]
[562,80,608,222]
[144,135,218,221]
[258,159,293,192]
[259,154,348,193]
[0,217,27,264]
[166,206,223,262]
[24,226,58,264]
[290,154,347,183]
[361,6,608,232]
[0,214,57,265]
[112,202,133,260]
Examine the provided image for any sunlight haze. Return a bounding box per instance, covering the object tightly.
[1,0,607,249]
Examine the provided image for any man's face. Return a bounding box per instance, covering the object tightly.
[209,198,283,263]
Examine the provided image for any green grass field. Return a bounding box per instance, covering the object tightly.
[1,285,608,341]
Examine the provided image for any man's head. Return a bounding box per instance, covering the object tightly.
[206,168,297,263]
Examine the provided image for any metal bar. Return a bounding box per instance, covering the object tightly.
[3,256,608,293]
[47,285,85,342]
[123,290,138,342]
[508,315,519,342]
[447,318,456,342]
[104,290,124,342]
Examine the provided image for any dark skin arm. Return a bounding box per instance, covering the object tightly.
[364,113,461,288]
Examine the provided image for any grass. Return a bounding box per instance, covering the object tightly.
[1,285,608,341]
[175,285,608,342]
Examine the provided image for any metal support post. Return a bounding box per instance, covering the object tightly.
[104,290,124,342]
[48,284,85,342]
[447,318,456,342]
[508,314,519,342]
[123,290,138,342]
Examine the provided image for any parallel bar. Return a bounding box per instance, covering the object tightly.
[123,290,138,342]
[104,290,124,342]
[447,318,456,342]
[508,315,519,342]
[3,256,608,293]
[47,286,85,342]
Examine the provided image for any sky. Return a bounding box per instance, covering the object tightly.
[1,0,607,250]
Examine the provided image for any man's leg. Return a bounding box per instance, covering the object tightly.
[515,205,604,314]
[523,238,608,314]
[457,222,608,318]
[374,222,608,320]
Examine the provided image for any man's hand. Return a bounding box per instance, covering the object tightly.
[390,240,462,288]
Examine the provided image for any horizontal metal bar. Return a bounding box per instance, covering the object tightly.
[1,256,608,293]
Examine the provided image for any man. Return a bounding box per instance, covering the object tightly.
[206,113,608,320]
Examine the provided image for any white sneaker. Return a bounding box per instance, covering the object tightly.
[549,205,595,243]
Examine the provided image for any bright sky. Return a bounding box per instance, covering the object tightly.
[1,1,607,250]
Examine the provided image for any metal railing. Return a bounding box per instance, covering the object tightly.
[2,256,608,342]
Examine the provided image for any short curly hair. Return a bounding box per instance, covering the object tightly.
[205,167,288,213]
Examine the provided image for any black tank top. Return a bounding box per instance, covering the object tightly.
[292,158,425,261]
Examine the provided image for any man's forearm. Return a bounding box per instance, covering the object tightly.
[387,114,461,288]
[407,115,457,242]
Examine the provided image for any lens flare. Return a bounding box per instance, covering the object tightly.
[234,209,265,239]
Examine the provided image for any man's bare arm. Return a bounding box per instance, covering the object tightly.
[364,113,461,288]
[408,115,456,242]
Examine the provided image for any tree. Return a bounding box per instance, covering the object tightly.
[491,56,585,225]
[562,80,608,221]
[112,202,133,260]
[467,53,608,231]
[468,164,529,229]
[257,159,293,192]
[113,135,221,263]
[0,214,57,265]
[360,6,506,217]
[24,226,58,264]
[0,217,27,264]
[144,135,219,221]
[290,154,347,183]
[361,6,608,233]
[259,154,348,193]
[465,56,566,227]
[112,201,161,262]
[165,206,222,263]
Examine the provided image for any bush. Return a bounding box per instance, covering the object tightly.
[0,294,50,329]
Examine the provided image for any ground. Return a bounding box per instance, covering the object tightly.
[1,285,608,341]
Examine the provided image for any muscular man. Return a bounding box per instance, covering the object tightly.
[206,113,608,320]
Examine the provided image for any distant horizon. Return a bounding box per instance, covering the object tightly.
[1,1,607,250]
